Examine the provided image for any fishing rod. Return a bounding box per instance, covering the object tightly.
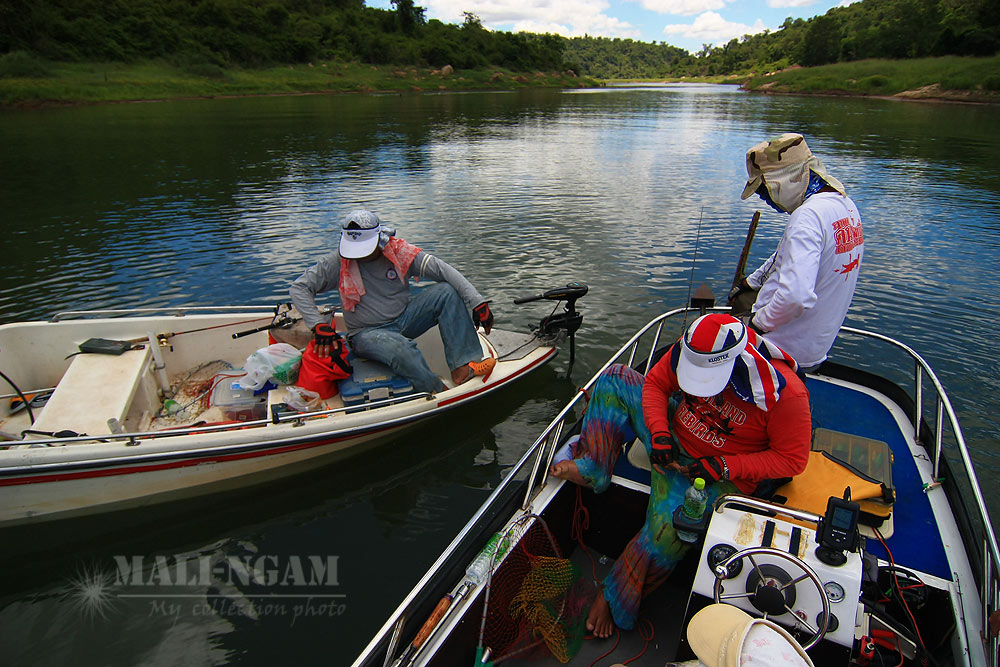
[682,208,706,332]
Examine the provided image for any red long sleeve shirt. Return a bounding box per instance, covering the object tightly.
[641,344,812,493]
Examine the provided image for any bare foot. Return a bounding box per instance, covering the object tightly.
[451,358,496,385]
[450,367,472,385]
[549,460,588,487]
[586,591,615,638]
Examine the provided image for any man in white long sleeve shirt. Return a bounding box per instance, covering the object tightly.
[729,134,864,370]
[290,210,496,393]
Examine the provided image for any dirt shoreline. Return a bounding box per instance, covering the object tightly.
[6,79,997,111]
[745,81,1000,106]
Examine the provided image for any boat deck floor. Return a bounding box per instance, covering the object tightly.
[501,542,694,666]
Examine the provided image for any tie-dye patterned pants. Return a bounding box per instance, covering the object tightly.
[569,364,737,630]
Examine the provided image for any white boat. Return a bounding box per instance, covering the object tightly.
[355,302,1000,667]
[0,284,587,527]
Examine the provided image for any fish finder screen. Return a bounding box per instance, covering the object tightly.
[832,507,855,530]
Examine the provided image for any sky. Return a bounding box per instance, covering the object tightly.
[367,0,859,54]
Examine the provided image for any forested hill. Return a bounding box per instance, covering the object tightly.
[0,0,997,80]
[563,0,999,79]
[0,0,565,73]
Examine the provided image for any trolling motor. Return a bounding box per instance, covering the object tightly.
[514,282,588,365]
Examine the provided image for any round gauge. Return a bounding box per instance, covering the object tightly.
[823,581,845,603]
[817,611,839,633]
[706,543,743,579]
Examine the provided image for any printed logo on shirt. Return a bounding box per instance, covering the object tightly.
[837,253,860,279]
[675,397,746,449]
[386,269,398,281]
[832,216,864,254]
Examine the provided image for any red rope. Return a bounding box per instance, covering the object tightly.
[623,618,655,664]
[587,629,620,667]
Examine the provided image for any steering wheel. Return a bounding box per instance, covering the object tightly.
[712,546,831,650]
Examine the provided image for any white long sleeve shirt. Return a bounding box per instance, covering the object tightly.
[747,192,864,368]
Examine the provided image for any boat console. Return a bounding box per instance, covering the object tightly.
[689,495,866,659]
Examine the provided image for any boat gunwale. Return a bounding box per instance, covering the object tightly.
[0,345,558,480]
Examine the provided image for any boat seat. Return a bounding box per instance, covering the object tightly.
[28,345,153,438]
[773,429,896,537]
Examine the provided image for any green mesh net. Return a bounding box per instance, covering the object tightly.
[480,518,594,664]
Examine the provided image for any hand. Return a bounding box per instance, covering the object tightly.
[727,277,751,305]
[687,456,729,483]
[649,432,676,466]
[312,323,336,358]
[473,301,493,335]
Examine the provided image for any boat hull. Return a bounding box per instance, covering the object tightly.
[0,308,558,526]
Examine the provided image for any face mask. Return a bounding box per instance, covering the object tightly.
[757,170,829,213]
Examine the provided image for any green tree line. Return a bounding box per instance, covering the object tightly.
[1,0,996,81]
[564,0,998,80]
[682,0,999,78]
[0,0,565,73]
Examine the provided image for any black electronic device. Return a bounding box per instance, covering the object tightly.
[815,489,861,566]
[78,338,135,355]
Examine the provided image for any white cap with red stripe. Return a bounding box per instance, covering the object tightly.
[677,313,747,397]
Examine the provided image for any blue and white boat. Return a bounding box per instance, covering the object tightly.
[355,302,999,666]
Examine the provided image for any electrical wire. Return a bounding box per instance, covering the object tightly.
[0,368,35,425]
[874,527,939,667]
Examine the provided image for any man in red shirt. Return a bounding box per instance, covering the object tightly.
[550,313,811,637]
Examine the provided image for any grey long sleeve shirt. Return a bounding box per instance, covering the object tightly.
[289,250,485,335]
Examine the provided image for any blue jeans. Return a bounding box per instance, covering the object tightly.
[348,283,482,393]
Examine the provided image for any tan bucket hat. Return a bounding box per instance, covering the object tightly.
[686,604,814,667]
[741,133,845,212]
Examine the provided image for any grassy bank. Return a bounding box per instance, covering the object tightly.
[604,56,1000,105]
[0,57,598,108]
[740,55,1000,103]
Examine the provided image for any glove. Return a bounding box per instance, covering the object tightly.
[473,301,493,335]
[727,277,751,305]
[649,433,676,466]
[688,456,729,483]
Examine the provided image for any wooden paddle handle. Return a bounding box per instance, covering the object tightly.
[413,595,453,648]
[732,210,761,291]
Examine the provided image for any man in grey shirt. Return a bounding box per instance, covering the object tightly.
[290,210,495,393]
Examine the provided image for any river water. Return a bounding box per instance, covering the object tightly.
[1,84,998,666]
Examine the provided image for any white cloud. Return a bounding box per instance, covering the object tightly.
[423,0,640,38]
[767,0,815,7]
[663,11,767,45]
[636,0,728,16]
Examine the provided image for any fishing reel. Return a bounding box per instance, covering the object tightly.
[514,282,588,364]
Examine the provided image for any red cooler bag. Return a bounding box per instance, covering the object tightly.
[296,339,352,400]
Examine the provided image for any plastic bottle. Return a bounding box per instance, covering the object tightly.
[464,532,511,587]
[676,477,708,543]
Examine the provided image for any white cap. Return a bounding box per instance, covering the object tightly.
[676,313,747,397]
[339,209,381,259]
[687,604,815,667]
